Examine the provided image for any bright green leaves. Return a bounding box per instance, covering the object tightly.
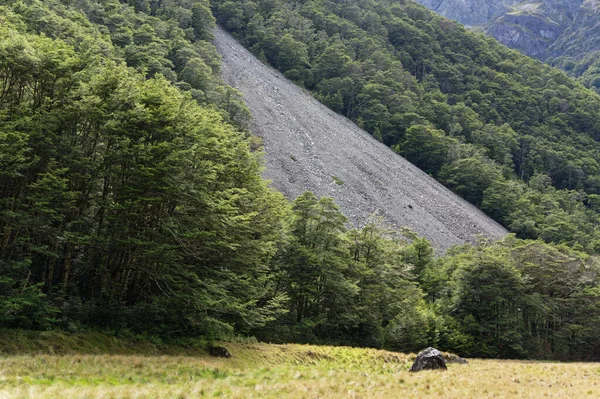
[312,42,351,82]
[439,155,503,206]
[282,192,354,334]
[0,23,81,114]
[270,194,438,350]
[191,1,216,41]
[452,248,526,357]
[394,125,453,175]
[0,3,288,336]
[276,34,310,84]
[179,57,213,101]
[435,238,600,359]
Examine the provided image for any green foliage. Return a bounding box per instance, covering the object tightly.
[192,1,216,41]
[56,0,247,128]
[439,155,503,206]
[0,2,287,337]
[273,192,357,342]
[331,176,344,185]
[450,246,526,357]
[394,125,453,175]
[436,237,600,359]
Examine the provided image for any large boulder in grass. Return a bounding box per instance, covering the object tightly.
[208,345,231,358]
[409,347,447,372]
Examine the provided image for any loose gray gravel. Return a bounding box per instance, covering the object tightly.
[214,26,508,252]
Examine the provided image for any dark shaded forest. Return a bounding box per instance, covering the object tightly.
[2,0,600,361]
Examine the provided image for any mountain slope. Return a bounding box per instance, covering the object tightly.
[415,0,519,28]
[212,0,600,251]
[415,0,600,90]
[214,26,507,251]
[415,0,585,57]
[550,0,600,58]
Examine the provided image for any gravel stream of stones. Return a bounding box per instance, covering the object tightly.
[214,26,508,252]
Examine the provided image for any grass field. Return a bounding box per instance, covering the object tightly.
[0,332,598,398]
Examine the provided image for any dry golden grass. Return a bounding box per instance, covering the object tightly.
[0,342,598,398]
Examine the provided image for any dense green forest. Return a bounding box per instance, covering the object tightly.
[552,52,600,95]
[0,0,289,337]
[2,0,600,361]
[212,0,600,252]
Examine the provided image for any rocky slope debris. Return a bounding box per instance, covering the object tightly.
[213,26,507,252]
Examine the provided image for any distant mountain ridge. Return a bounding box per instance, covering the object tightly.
[415,0,600,91]
[550,0,600,57]
[416,0,524,28]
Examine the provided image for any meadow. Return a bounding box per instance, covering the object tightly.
[0,331,598,398]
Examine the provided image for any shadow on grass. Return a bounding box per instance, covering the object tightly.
[0,330,210,356]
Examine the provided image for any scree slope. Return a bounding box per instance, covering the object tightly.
[214,26,507,251]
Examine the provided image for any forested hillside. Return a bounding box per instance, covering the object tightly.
[416,0,600,94]
[0,0,290,337]
[2,0,600,361]
[212,0,600,252]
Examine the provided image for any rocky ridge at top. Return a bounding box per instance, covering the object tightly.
[415,0,600,73]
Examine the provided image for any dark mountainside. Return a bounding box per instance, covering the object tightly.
[415,0,600,92]
[414,0,588,57]
[214,27,507,251]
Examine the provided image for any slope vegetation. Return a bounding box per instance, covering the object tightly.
[416,0,600,92]
[214,27,507,251]
[3,0,600,360]
[0,0,288,337]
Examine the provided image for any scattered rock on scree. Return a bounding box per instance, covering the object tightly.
[213,26,508,254]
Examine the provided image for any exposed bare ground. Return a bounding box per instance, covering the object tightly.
[214,26,507,252]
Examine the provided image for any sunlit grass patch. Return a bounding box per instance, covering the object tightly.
[0,337,597,398]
